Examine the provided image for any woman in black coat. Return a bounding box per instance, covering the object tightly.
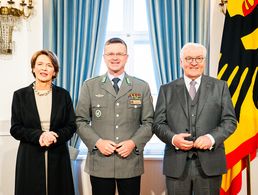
[10,50,76,195]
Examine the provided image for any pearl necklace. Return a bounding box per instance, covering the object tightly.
[33,82,52,96]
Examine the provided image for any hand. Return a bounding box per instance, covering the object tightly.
[95,139,117,156]
[39,131,58,147]
[116,140,136,158]
[172,133,194,151]
[193,135,212,150]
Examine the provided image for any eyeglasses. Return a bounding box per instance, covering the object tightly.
[185,56,205,64]
[104,53,127,58]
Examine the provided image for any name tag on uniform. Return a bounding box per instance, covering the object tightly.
[129,100,142,105]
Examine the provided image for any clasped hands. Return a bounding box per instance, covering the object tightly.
[39,131,59,147]
[173,133,212,151]
[96,139,136,158]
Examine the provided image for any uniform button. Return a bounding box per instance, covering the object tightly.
[116,137,119,140]
[192,114,195,116]
[116,102,120,106]
[116,114,119,117]
[134,105,137,108]
[97,104,100,107]
[116,125,119,129]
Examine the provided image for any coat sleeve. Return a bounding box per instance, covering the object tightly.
[10,91,42,144]
[130,82,154,152]
[52,90,76,146]
[76,81,101,151]
[153,85,175,145]
[208,81,237,148]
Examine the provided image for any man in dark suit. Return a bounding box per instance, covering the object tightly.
[76,38,154,195]
[153,43,237,195]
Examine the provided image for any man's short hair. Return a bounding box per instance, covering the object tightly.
[105,37,127,51]
[180,42,207,59]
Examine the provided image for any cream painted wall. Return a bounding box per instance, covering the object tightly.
[0,1,43,195]
[0,0,257,195]
[0,0,42,122]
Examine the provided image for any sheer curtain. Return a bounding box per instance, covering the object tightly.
[146,0,210,85]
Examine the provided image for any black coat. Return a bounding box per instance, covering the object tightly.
[10,83,76,195]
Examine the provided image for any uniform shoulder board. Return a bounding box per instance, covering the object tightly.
[132,76,147,83]
[85,75,101,82]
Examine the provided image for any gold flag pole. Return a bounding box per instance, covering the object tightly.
[246,154,251,195]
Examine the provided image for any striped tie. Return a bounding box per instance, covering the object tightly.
[189,80,197,100]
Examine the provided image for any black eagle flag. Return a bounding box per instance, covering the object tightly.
[218,1,258,194]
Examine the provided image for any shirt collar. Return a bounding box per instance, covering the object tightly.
[108,72,125,84]
[184,75,202,86]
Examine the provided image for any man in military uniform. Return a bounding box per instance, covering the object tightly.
[76,37,154,195]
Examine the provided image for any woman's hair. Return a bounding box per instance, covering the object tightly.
[31,50,59,79]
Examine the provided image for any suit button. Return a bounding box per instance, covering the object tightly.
[116,114,119,117]
[116,125,119,129]
[116,137,119,140]
[116,102,120,106]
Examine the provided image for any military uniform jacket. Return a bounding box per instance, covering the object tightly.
[76,73,154,178]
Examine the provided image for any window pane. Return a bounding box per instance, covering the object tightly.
[133,0,148,31]
[133,43,158,96]
[107,0,124,31]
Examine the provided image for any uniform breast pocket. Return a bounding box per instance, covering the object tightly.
[92,100,107,120]
[128,101,142,120]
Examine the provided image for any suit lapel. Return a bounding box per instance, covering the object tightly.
[100,74,117,97]
[176,78,188,118]
[27,84,42,128]
[50,85,59,129]
[197,76,210,119]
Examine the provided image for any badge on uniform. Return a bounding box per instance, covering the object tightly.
[128,93,142,105]
[95,94,104,97]
[129,100,141,105]
[95,110,102,117]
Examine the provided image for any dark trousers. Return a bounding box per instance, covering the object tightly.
[90,175,141,195]
[166,158,222,195]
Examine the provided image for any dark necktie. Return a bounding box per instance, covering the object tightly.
[189,80,197,100]
[112,78,120,94]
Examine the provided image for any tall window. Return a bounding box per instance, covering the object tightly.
[99,0,158,98]
[80,0,165,155]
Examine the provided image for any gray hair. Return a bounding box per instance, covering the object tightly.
[180,42,207,59]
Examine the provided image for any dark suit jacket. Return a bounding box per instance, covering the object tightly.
[10,83,76,195]
[153,75,237,178]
